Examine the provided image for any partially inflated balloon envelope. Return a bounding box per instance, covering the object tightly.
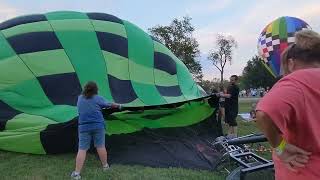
[258,16,311,77]
[0,11,219,170]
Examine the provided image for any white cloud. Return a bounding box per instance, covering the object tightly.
[186,0,232,16]
[0,3,20,23]
[299,5,320,19]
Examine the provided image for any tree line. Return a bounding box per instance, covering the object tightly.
[149,16,277,93]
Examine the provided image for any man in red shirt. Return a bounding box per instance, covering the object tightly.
[256,30,320,179]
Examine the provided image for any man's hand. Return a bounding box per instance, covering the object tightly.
[277,143,311,172]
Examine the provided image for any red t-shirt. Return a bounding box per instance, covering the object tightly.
[257,68,320,180]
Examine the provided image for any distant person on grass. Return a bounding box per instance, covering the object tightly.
[71,81,121,180]
[255,30,320,179]
[219,75,240,138]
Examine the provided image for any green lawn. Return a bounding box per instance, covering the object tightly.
[0,99,272,180]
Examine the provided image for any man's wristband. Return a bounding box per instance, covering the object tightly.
[275,138,286,155]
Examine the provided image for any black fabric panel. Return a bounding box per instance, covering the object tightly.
[156,85,182,97]
[0,121,6,131]
[107,111,222,170]
[7,32,63,54]
[87,13,123,24]
[0,100,22,131]
[37,73,82,106]
[154,52,177,75]
[0,14,47,30]
[108,75,138,104]
[143,113,173,120]
[96,32,128,58]
[40,118,78,154]
[40,110,224,171]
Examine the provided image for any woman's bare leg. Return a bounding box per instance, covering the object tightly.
[75,150,87,173]
[97,147,108,166]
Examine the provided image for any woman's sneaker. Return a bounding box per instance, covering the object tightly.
[70,171,81,180]
[103,163,110,171]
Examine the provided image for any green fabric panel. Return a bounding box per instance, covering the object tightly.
[124,20,153,67]
[101,51,144,106]
[133,102,211,128]
[48,19,92,31]
[0,129,46,154]
[25,105,78,122]
[0,114,50,154]
[279,17,287,39]
[46,13,113,101]
[91,20,127,38]
[154,41,195,99]
[103,53,177,86]
[5,114,56,131]
[197,85,206,96]
[128,60,154,84]
[108,102,213,134]
[0,78,77,122]
[0,80,47,118]
[272,18,280,36]
[154,41,200,98]
[46,11,88,20]
[107,120,143,135]
[123,98,144,107]
[1,21,52,38]
[0,36,76,121]
[103,51,130,80]
[124,20,166,105]
[33,105,78,122]
[154,69,178,86]
[131,82,166,105]
[175,58,200,100]
[153,41,174,56]
[162,96,186,103]
[0,56,35,90]
[19,50,75,77]
[0,33,16,60]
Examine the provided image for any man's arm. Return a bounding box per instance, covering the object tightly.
[220,93,231,98]
[220,86,239,99]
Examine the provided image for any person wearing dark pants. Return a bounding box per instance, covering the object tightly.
[220,75,239,138]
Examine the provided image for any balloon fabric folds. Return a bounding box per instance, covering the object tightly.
[0,11,214,158]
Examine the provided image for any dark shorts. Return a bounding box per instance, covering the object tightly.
[78,128,105,150]
[225,109,238,126]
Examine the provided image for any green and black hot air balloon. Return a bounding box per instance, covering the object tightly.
[0,12,217,169]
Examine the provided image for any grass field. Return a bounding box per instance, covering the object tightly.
[0,99,272,180]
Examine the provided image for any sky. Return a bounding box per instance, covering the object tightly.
[0,0,319,80]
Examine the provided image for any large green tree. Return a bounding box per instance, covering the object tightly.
[149,16,203,81]
[241,56,277,89]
